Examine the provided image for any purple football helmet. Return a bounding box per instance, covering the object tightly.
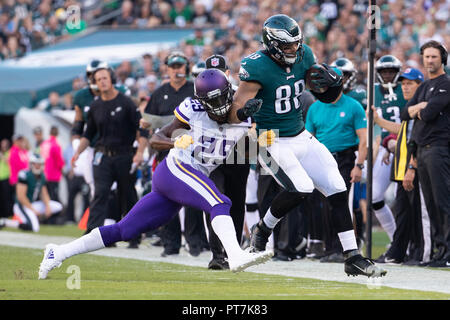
[194,69,233,122]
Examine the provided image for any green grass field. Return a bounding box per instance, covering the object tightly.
[0,226,449,300]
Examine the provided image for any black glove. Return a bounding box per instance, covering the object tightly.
[237,98,262,121]
[310,63,343,89]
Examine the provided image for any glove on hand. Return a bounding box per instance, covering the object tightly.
[257,130,276,147]
[174,134,194,149]
[310,63,343,89]
[237,98,263,121]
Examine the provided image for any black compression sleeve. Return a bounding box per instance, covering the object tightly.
[71,120,84,136]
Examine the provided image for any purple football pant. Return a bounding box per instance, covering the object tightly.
[99,157,231,246]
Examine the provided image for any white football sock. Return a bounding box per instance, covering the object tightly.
[211,215,244,260]
[374,205,396,241]
[59,228,105,260]
[262,208,280,229]
[338,230,358,252]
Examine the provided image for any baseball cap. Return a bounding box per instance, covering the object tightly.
[398,68,424,82]
[205,55,228,72]
[167,54,188,67]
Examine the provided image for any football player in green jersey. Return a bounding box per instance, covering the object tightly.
[0,154,62,232]
[331,57,367,109]
[228,14,386,277]
[71,60,130,199]
[370,55,408,243]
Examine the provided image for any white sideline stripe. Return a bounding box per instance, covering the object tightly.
[0,231,449,295]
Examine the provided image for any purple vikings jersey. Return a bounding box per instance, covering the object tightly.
[170,97,252,176]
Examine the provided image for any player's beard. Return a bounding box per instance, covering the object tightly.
[31,166,43,175]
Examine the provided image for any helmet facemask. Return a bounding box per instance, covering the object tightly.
[194,69,233,123]
[197,85,233,123]
[342,71,357,91]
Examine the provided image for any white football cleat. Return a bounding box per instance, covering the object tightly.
[38,244,63,280]
[229,250,273,273]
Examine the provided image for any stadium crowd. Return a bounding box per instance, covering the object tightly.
[1,0,449,269]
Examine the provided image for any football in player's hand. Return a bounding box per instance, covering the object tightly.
[305,64,328,93]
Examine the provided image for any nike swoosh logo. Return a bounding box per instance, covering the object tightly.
[446,261,450,267]
[330,73,337,79]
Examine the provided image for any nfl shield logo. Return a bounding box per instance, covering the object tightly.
[211,58,220,67]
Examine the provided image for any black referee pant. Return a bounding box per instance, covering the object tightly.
[416,144,450,261]
[87,151,138,233]
[205,163,250,259]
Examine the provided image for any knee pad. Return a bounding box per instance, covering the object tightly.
[373,200,385,211]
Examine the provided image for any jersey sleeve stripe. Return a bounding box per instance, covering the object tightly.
[174,108,189,124]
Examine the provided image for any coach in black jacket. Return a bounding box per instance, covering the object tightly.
[401,40,450,267]
[73,67,148,234]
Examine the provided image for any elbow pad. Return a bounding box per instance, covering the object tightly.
[71,120,85,136]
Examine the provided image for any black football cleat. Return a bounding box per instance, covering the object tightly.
[208,257,229,270]
[249,220,272,252]
[344,250,387,278]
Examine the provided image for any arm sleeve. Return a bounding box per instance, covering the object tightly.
[238,55,263,83]
[419,83,450,122]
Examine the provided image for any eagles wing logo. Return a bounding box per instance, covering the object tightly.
[239,66,250,79]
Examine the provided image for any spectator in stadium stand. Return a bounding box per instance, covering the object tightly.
[400,40,450,268]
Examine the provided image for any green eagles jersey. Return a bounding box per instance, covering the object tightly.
[16,169,46,203]
[374,83,407,141]
[346,85,367,110]
[239,45,316,137]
